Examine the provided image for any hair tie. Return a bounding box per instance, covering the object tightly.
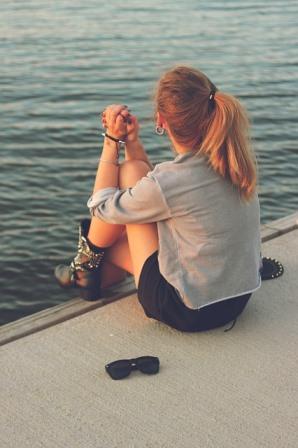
[209,89,216,101]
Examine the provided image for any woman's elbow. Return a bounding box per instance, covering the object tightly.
[90,206,125,225]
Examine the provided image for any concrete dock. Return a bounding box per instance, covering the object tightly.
[0,213,297,448]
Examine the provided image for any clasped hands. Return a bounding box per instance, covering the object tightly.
[101,104,139,143]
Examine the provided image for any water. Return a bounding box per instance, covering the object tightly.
[1,0,297,326]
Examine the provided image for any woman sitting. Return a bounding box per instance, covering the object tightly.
[55,66,261,332]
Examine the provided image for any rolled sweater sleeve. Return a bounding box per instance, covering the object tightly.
[87,172,171,224]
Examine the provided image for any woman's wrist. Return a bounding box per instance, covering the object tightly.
[101,136,121,162]
[125,137,141,150]
[99,158,119,166]
[102,132,126,145]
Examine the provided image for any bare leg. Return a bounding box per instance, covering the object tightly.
[88,219,125,248]
[102,160,159,288]
[100,231,132,288]
[83,165,130,288]
[84,159,159,289]
[87,222,128,288]
[100,260,128,289]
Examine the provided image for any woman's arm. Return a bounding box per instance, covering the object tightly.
[124,115,154,170]
[125,138,153,170]
[92,137,119,194]
[88,171,171,225]
[92,105,127,194]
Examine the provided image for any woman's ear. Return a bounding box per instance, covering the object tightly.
[156,111,167,129]
[156,111,161,126]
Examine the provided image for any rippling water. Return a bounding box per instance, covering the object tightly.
[0,0,297,325]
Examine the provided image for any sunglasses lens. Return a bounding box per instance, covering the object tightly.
[105,360,131,380]
[136,356,160,375]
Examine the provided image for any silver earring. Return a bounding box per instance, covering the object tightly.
[155,125,165,136]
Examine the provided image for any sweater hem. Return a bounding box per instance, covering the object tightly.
[176,276,262,310]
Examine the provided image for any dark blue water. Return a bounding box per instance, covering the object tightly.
[1,0,297,325]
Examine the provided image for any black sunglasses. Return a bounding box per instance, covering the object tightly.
[105,356,160,380]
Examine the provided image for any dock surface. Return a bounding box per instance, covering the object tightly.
[1,214,297,448]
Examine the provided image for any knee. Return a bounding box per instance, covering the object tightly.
[119,159,151,189]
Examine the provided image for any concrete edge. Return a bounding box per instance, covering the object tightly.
[0,276,136,347]
[260,211,298,242]
[0,211,297,347]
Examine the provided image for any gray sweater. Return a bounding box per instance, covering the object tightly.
[88,151,261,309]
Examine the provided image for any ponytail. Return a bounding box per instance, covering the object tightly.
[156,66,257,200]
[199,92,257,200]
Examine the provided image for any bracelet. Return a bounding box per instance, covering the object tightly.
[101,132,126,145]
[99,158,119,166]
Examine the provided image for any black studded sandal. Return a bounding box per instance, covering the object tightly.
[54,219,105,301]
[260,257,284,281]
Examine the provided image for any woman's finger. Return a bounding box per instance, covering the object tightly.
[115,114,127,136]
[119,109,130,122]
[106,104,128,123]
[127,114,137,127]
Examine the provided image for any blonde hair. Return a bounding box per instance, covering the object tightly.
[155,66,257,200]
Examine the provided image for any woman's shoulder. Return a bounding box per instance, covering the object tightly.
[146,153,213,198]
[149,152,210,180]
[150,159,176,174]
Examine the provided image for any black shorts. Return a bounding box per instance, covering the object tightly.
[137,251,252,332]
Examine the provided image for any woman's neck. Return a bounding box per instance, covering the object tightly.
[165,128,194,155]
[170,138,194,155]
